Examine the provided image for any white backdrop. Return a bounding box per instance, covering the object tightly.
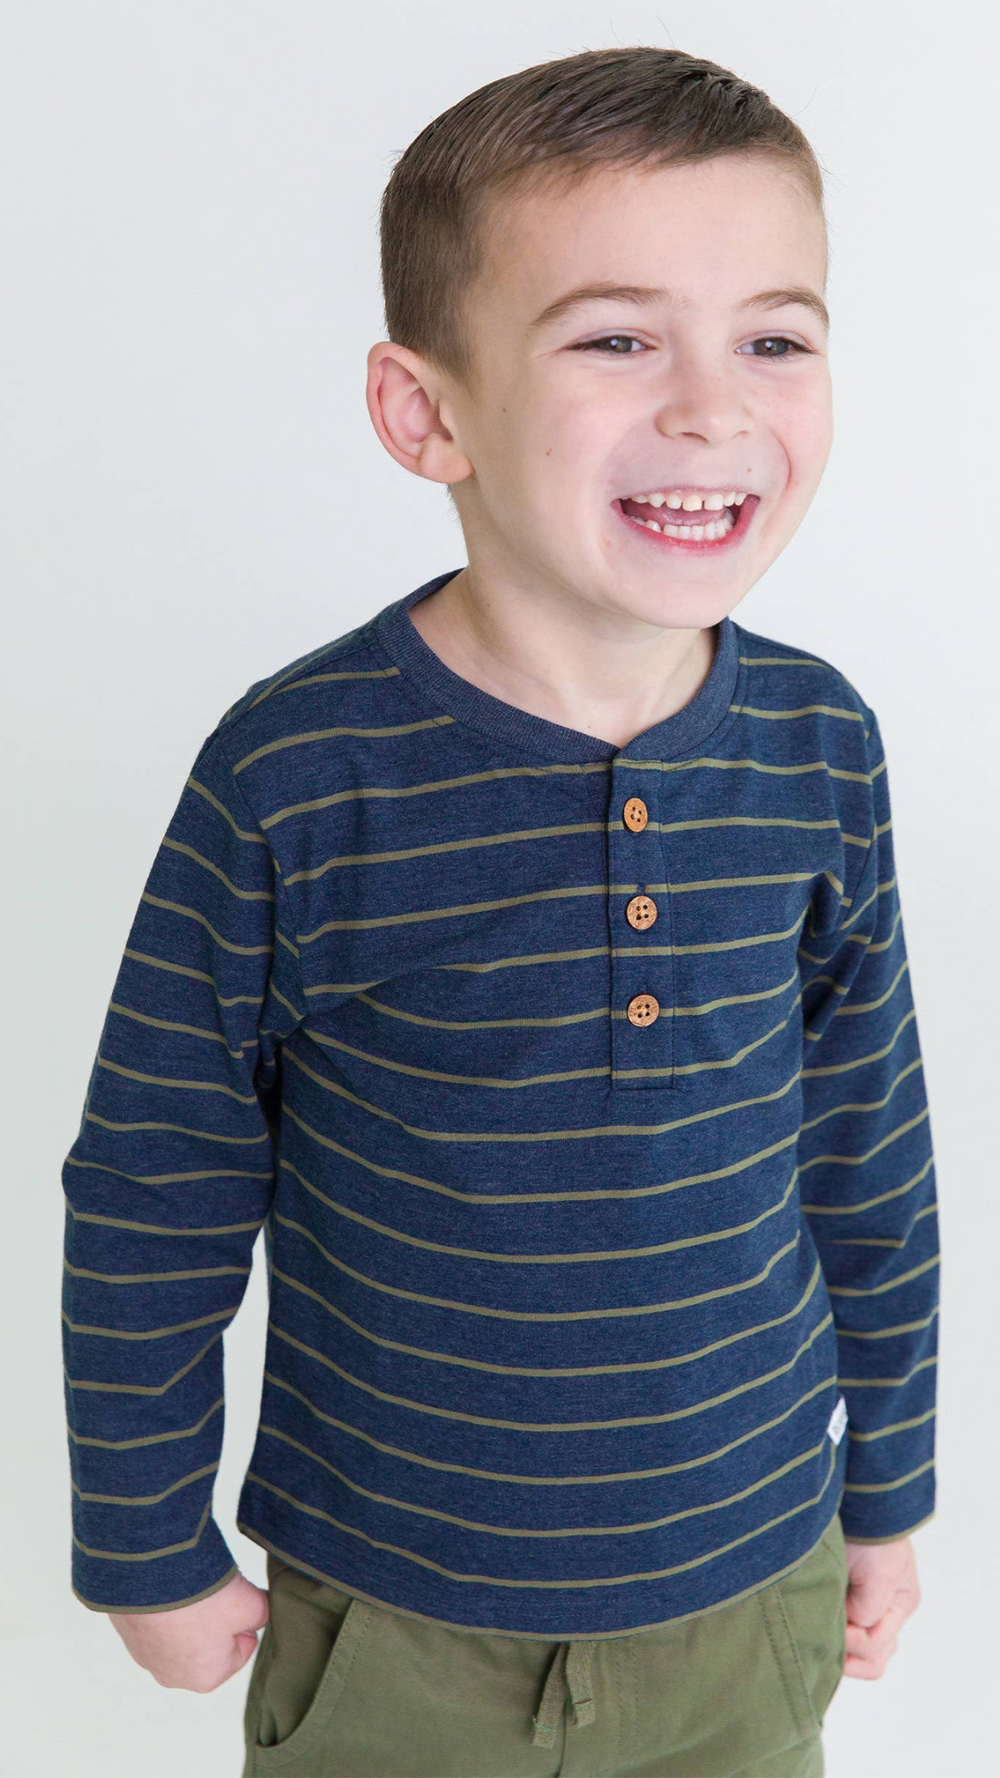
[2,4,994,1775]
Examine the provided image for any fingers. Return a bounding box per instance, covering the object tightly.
[844,1607,901,1679]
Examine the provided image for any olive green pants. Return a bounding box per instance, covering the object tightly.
[241,1514,848,1777]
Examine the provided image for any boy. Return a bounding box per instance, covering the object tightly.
[62,45,939,1778]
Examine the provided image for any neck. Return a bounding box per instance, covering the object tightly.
[407,566,718,750]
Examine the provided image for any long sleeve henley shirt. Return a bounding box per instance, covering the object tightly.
[61,568,940,1637]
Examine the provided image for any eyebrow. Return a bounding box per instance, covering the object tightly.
[527,282,830,335]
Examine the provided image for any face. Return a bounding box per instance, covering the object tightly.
[389,154,832,634]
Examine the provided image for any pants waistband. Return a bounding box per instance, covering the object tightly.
[531,1639,598,1746]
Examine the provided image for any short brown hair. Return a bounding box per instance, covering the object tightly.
[378,46,829,398]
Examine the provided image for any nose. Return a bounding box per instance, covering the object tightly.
[652,352,752,447]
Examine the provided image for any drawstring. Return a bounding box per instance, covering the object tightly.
[531,1640,597,1746]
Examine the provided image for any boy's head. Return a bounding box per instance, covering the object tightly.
[367,47,832,633]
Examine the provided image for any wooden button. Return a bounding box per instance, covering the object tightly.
[627,992,659,1026]
[626,894,657,930]
[623,797,648,832]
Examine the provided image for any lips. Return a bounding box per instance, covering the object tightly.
[619,496,735,525]
[614,493,759,551]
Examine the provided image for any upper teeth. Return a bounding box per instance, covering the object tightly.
[625,490,748,510]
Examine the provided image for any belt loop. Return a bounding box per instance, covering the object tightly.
[565,1639,597,1730]
[531,1643,567,1748]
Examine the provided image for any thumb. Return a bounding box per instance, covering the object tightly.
[234,1629,263,1666]
[231,1582,271,1665]
[847,1568,893,1628]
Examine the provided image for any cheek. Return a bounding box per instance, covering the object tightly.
[769,387,833,465]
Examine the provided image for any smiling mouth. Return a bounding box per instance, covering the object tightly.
[615,494,760,550]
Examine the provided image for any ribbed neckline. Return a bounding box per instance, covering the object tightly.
[374,568,741,764]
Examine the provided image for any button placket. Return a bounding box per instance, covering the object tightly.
[609,773,675,1091]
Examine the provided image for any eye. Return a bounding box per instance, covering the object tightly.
[738,337,811,361]
[572,335,645,355]
[573,334,813,360]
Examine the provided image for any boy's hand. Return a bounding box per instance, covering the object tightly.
[108,1571,269,1692]
[843,1536,922,1680]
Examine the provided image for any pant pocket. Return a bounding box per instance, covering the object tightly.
[756,1517,847,1744]
[244,1558,376,1773]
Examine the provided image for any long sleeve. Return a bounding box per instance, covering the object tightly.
[798,711,940,1544]
[61,724,305,1613]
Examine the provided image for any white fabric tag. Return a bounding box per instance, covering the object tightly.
[827,1395,848,1445]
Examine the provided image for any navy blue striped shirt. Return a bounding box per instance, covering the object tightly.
[62,568,940,1633]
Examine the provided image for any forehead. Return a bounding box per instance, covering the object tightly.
[483,158,825,311]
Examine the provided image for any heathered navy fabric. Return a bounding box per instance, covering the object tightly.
[62,567,940,1632]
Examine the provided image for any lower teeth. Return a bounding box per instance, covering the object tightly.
[629,507,737,541]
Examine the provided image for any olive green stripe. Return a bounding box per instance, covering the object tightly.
[349,966,801,1031]
[268,1239,802,1377]
[244,661,401,712]
[800,1133,934,1205]
[827,1252,939,1299]
[673,1004,799,1080]
[298,991,802,1088]
[186,774,267,844]
[275,1145,804,1258]
[279,1104,800,1206]
[798,901,901,967]
[71,1496,215,1564]
[248,1420,832,1544]
[799,1055,921,1138]
[838,1355,938,1390]
[161,837,274,902]
[269,979,304,1022]
[445,920,806,968]
[299,892,812,946]
[140,891,272,956]
[66,1396,223,1452]
[830,957,908,1016]
[284,822,605,884]
[285,1047,924,1160]
[274,1160,801,1276]
[283,808,859,888]
[614,754,882,784]
[280,1046,805,1145]
[65,1331,221,1395]
[83,1111,269,1145]
[65,1258,252,1287]
[263,1368,833,1486]
[832,1308,939,1341]
[124,944,258,1002]
[267,1312,833,1434]
[106,999,246,1059]
[72,1462,220,1509]
[225,635,391,718]
[63,1152,270,1187]
[95,1052,259,1104]
[802,1008,917,1070]
[302,1019,607,1088]
[64,1200,264,1236]
[230,713,455,774]
[845,1408,936,1442]
[736,703,866,723]
[262,761,612,829]
[842,1458,935,1495]
[300,921,804,989]
[274,1194,824,1328]
[236,1423,838,1590]
[63,1302,242,1343]
[739,652,832,666]
[257,753,880,829]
